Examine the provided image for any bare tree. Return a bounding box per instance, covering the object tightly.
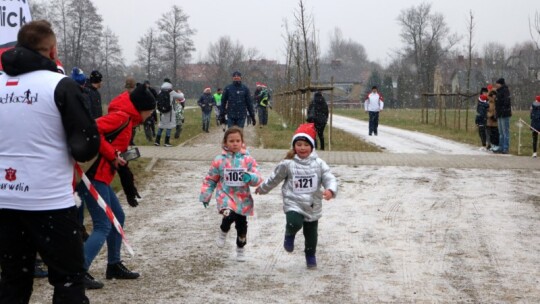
[206,36,248,87]
[483,42,507,83]
[397,2,458,94]
[294,0,313,84]
[136,28,160,84]
[65,0,103,70]
[324,27,368,67]
[529,10,540,50]
[99,27,124,102]
[157,5,196,88]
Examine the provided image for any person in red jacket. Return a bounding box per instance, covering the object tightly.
[77,84,156,289]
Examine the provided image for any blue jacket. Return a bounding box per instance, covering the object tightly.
[198,92,216,114]
[221,82,255,119]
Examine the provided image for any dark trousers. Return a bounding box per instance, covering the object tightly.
[368,111,380,135]
[258,106,268,126]
[478,125,487,146]
[533,131,538,153]
[285,211,318,256]
[220,211,248,248]
[486,126,499,147]
[144,122,155,142]
[314,123,326,150]
[0,207,89,304]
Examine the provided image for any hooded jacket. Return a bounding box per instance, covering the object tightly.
[90,91,143,185]
[0,46,99,210]
[199,147,262,216]
[307,94,329,125]
[257,151,338,222]
[530,101,540,131]
[495,85,512,118]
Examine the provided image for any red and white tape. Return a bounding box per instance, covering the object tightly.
[519,118,540,134]
[75,163,134,257]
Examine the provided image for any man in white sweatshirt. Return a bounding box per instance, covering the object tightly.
[364,86,384,136]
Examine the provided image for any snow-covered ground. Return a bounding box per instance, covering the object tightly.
[28,122,540,303]
[332,114,485,155]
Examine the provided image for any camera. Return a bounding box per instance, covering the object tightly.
[121,148,141,161]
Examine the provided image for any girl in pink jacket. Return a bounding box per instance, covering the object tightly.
[199,127,262,261]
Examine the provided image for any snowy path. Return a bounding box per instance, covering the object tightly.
[332,114,485,155]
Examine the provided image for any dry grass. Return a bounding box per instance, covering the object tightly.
[257,110,381,152]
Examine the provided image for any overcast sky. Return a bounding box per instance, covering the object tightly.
[91,0,539,66]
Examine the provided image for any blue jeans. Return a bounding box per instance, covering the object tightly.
[156,128,172,137]
[227,116,246,128]
[80,180,125,270]
[202,111,211,131]
[497,116,510,152]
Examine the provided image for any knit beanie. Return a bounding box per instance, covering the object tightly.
[291,123,316,149]
[130,84,156,111]
[479,95,487,101]
[89,70,102,84]
[70,67,86,85]
[536,95,540,102]
[496,78,505,85]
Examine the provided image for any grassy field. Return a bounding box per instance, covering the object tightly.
[334,108,535,156]
[256,110,381,152]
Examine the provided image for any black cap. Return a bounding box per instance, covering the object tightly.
[130,84,156,111]
[89,70,102,84]
[232,71,242,77]
[496,78,505,85]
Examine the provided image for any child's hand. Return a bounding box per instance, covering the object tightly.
[323,189,334,201]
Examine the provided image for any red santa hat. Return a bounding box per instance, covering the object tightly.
[487,84,493,91]
[204,87,211,93]
[479,94,488,101]
[291,123,316,149]
[261,83,267,88]
[256,82,262,87]
[536,95,540,102]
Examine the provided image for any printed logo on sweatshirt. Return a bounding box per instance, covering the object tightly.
[0,89,39,105]
[0,167,29,193]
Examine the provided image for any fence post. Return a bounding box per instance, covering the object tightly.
[329,76,334,151]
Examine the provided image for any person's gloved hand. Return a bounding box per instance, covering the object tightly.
[219,113,227,124]
[202,202,209,208]
[127,191,141,207]
[242,172,252,183]
[251,116,256,126]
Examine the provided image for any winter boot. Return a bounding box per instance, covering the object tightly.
[106,261,140,280]
[83,272,104,289]
[284,234,295,253]
[305,254,317,269]
[164,136,172,147]
[533,152,537,158]
[236,247,246,262]
[154,134,161,146]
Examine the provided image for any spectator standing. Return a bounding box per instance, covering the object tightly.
[174,94,186,139]
[307,91,329,150]
[493,78,512,154]
[475,88,489,149]
[85,70,103,119]
[78,84,155,289]
[486,91,499,151]
[154,78,184,147]
[0,20,100,303]
[364,86,384,136]
[219,71,256,128]
[198,87,216,133]
[530,95,540,158]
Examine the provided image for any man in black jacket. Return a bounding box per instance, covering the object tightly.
[494,78,512,154]
[85,70,103,119]
[0,20,99,303]
[219,71,256,128]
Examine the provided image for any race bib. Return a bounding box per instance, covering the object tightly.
[293,174,317,193]
[224,168,246,187]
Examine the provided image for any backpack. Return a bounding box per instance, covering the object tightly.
[157,90,172,113]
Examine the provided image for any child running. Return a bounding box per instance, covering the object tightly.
[199,127,263,261]
[255,123,338,269]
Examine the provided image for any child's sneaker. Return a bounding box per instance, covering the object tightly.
[216,230,227,248]
[236,247,246,262]
[305,254,317,269]
[533,152,537,158]
[284,234,295,253]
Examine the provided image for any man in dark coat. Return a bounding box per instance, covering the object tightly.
[85,70,103,119]
[219,71,256,128]
[494,78,512,154]
[307,91,329,150]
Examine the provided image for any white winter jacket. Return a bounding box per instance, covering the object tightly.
[364,92,384,112]
[257,151,338,222]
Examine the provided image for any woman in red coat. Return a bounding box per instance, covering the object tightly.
[78,84,155,289]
